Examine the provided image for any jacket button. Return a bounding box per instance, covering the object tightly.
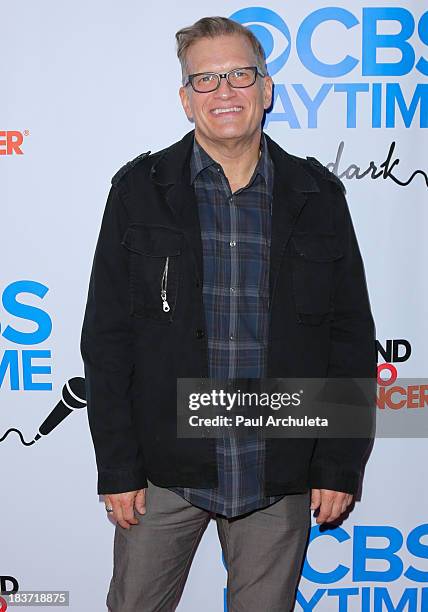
[195,279,201,288]
[195,328,205,339]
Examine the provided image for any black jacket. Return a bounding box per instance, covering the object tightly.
[80,129,377,496]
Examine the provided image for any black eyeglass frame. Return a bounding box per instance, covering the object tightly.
[183,66,266,93]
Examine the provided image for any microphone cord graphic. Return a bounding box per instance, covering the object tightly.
[0,377,87,446]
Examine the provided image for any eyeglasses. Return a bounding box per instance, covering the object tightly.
[184,66,265,93]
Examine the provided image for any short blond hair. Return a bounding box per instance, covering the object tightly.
[175,16,267,85]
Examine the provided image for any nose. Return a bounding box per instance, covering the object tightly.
[214,76,236,98]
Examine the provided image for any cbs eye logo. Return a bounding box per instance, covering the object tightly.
[230,7,291,76]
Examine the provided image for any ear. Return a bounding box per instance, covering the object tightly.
[179,85,194,121]
[263,76,274,110]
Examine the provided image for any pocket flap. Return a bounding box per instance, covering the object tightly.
[291,234,343,262]
[121,224,182,256]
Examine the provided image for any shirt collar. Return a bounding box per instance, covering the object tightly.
[190,132,273,193]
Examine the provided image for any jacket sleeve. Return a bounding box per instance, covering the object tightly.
[308,184,377,494]
[80,183,148,495]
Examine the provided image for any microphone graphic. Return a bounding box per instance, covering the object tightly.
[32,376,87,442]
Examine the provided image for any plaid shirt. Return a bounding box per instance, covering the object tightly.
[168,132,285,518]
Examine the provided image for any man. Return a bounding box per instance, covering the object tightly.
[80,16,377,612]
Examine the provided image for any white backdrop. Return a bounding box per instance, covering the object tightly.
[2,1,427,610]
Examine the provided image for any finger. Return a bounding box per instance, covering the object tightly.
[114,502,133,530]
[310,489,321,510]
[341,494,353,514]
[316,496,334,524]
[121,500,139,526]
[135,489,146,515]
[104,496,117,520]
[341,495,351,514]
[326,492,350,522]
[325,499,344,523]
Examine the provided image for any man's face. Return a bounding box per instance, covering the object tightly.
[179,34,273,144]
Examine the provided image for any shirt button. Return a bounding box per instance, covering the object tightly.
[229,333,235,341]
[229,240,236,247]
[230,287,236,293]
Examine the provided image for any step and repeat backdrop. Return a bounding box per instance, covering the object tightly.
[2,1,427,610]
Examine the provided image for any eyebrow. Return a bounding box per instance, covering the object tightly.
[190,65,253,75]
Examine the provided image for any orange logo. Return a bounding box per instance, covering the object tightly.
[377,364,428,410]
[0,131,27,155]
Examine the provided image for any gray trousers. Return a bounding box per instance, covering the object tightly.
[106,479,311,612]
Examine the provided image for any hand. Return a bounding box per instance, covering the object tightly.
[104,488,147,530]
[310,488,353,524]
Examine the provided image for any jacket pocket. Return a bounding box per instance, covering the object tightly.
[290,233,344,325]
[121,223,183,322]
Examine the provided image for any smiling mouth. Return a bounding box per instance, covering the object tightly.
[211,106,244,115]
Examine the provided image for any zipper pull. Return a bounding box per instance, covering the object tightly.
[161,290,170,312]
[161,257,170,312]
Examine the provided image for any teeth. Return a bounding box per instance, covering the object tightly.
[212,107,243,115]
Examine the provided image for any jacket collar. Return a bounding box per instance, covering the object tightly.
[149,128,320,195]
